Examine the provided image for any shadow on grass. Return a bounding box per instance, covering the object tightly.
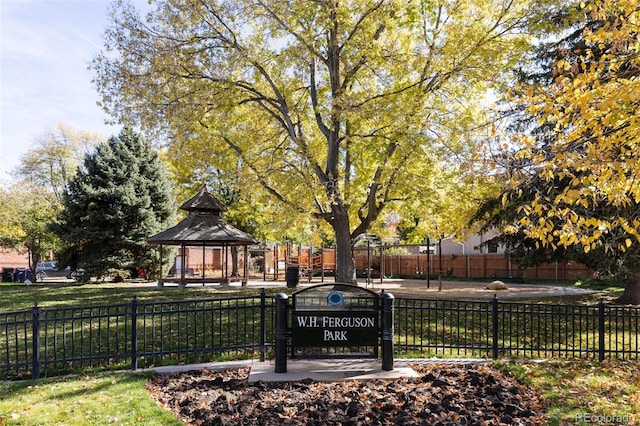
[0,281,281,312]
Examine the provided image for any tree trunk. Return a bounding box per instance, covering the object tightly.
[332,211,356,284]
[230,246,239,277]
[616,275,640,305]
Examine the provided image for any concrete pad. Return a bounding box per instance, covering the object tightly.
[248,359,419,383]
[148,360,254,375]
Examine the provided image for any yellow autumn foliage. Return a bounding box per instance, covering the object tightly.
[510,0,640,255]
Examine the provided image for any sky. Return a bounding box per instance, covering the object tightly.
[0,0,146,182]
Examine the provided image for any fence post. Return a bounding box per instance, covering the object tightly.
[274,293,288,373]
[598,298,605,362]
[260,288,266,362]
[31,303,41,380]
[131,296,138,370]
[492,294,499,360]
[381,292,395,371]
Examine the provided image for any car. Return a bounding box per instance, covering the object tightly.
[35,261,83,281]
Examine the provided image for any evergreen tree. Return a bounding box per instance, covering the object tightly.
[55,129,176,279]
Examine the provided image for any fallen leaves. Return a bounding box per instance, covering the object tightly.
[146,364,546,425]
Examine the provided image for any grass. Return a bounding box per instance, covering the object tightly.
[0,371,182,425]
[0,281,285,312]
[0,276,620,312]
[494,359,640,425]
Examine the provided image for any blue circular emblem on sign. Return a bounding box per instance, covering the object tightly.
[327,291,344,306]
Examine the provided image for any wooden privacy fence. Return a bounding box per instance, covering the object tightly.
[354,253,595,281]
[256,245,591,282]
[0,293,637,380]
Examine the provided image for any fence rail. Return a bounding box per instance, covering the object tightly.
[1,292,638,380]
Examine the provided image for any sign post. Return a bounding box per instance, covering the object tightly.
[275,293,288,373]
[381,292,394,371]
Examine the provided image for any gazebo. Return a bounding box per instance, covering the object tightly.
[147,184,259,287]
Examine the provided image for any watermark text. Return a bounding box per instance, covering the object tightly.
[574,412,634,424]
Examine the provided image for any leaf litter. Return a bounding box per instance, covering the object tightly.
[146,363,546,425]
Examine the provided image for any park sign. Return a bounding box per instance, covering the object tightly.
[292,283,379,349]
[274,283,394,373]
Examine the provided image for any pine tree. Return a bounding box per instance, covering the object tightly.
[55,128,176,280]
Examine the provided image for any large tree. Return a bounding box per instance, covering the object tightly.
[17,123,103,203]
[0,183,61,271]
[0,124,104,270]
[471,1,599,267]
[93,0,540,282]
[504,0,640,303]
[54,129,176,279]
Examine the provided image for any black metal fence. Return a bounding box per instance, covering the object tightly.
[394,296,639,360]
[1,292,638,380]
[2,290,273,380]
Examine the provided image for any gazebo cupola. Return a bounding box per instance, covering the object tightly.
[181,184,228,217]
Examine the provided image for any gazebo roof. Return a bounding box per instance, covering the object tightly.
[147,184,258,246]
[146,214,258,245]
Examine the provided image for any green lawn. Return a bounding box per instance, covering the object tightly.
[0,371,182,425]
[494,359,640,425]
[0,281,284,312]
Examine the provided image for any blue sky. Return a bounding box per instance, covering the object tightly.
[0,0,145,182]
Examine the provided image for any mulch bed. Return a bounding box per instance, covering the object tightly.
[146,363,546,425]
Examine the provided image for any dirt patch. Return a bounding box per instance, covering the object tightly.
[369,279,599,300]
[146,364,546,425]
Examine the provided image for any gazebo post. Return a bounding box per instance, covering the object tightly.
[242,245,248,286]
[202,242,206,286]
[180,243,186,288]
[274,245,278,281]
[262,245,267,281]
[223,244,229,288]
[158,244,164,287]
[309,245,313,282]
[321,244,325,283]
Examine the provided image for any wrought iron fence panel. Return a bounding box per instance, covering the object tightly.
[135,294,271,367]
[39,303,132,376]
[394,297,639,361]
[604,304,640,359]
[394,298,493,357]
[0,290,273,380]
[495,301,600,359]
[0,309,32,379]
